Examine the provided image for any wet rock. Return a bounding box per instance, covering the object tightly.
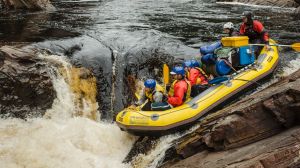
[158,69,300,167]
[170,126,300,168]
[0,46,55,118]
[29,32,198,120]
[1,0,54,10]
[295,6,300,13]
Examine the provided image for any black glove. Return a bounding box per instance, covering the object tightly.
[166,84,171,92]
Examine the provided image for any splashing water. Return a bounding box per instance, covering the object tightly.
[281,56,300,76]
[0,52,136,168]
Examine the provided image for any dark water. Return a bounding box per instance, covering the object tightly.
[1,0,300,119]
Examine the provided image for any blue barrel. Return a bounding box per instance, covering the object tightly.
[200,41,222,55]
[201,53,216,65]
[216,60,231,76]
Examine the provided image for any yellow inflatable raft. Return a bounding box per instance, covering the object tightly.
[116,38,279,136]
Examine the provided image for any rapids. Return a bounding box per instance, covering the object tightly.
[0,0,300,168]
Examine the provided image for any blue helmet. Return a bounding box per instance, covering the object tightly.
[170,66,185,76]
[144,79,156,89]
[191,59,200,67]
[182,60,193,68]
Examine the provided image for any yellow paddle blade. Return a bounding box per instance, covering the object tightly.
[163,64,169,85]
[134,92,140,100]
[291,43,300,52]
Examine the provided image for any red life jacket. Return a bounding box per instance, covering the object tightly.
[187,67,208,86]
[168,80,191,107]
[240,20,269,43]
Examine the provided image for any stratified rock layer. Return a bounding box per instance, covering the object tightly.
[0,46,55,118]
[164,70,300,167]
[170,126,300,168]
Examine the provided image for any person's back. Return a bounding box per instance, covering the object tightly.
[188,67,208,86]
[151,92,171,111]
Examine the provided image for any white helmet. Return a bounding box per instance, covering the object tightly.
[223,22,234,29]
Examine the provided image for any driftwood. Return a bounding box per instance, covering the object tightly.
[1,0,54,10]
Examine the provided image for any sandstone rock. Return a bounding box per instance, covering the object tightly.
[1,0,54,10]
[0,46,55,118]
[170,127,300,168]
[159,69,300,168]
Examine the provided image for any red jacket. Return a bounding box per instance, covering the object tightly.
[240,20,269,42]
[188,68,208,86]
[168,80,189,107]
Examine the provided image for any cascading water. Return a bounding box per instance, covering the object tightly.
[0,53,136,168]
[0,0,300,167]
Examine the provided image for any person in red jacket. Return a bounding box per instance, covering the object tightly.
[183,60,208,86]
[168,66,191,107]
[240,11,269,56]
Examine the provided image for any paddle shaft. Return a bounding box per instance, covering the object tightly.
[250,44,292,47]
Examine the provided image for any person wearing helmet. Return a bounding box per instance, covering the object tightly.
[168,66,191,107]
[183,60,208,86]
[151,91,172,111]
[187,60,210,97]
[135,79,165,111]
[240,11,269,55]
[223,22,239,37]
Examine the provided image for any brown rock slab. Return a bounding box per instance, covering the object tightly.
[0,46,55,118]
[170,127,300,168]
[159,70,300,167]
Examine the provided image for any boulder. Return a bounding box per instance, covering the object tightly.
[161,69,300,167]
[0,46,55,118]
[170,126,300,168]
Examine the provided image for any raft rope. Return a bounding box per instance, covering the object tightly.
[133,62,262,118]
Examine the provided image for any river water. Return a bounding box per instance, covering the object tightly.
[0,0,300,168]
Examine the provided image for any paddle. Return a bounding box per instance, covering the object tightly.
[163,63,170,89]
[250,43,300,52]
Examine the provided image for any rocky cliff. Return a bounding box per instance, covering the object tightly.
[162,69,300,167]
[0,46,55,118]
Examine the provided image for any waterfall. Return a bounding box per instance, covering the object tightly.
[0,52,136,168]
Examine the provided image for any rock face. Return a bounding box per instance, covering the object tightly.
[1,0,54,10]
[161,69,300,167]
[170,127,300,168]
[0,46,55,118]
[217,0,300,8]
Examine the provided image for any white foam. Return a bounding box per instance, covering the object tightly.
[281,57,300,76]
[0,53,136,168]
[0,118,135,168]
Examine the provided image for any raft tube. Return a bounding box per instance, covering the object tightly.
[116,40,279,136]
